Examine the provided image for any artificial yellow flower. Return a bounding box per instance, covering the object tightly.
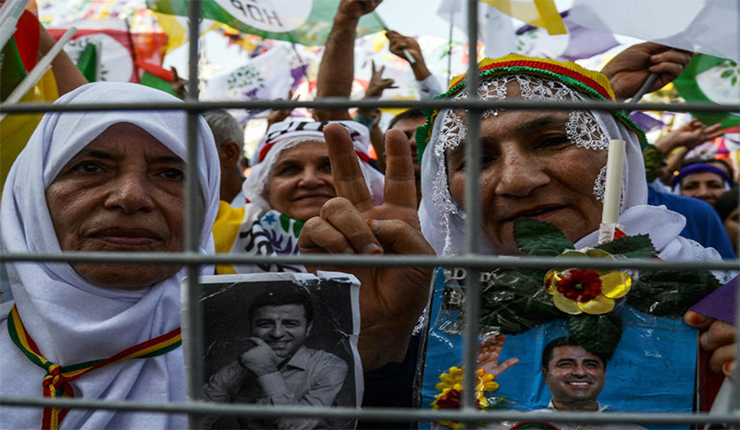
[545,249,632,315]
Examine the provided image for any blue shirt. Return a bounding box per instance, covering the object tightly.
[648,187,735,259]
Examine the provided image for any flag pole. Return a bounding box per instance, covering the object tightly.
[0,27,77,122]
[0,0,29,52]
[629,72,659,104]
[447,7,454,85]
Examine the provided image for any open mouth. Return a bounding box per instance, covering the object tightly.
[566,380,592,387]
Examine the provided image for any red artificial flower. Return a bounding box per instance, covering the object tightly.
[555,269,602,303]
[434,388,462,409]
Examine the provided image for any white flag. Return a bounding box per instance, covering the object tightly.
[437,0,517,59]
[569,0,739,62]
[203,47,293,120]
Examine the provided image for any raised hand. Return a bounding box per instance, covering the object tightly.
[654,119,725,154]
[602,42,693,99]
[365,60,397,98]
[477,335,520,377]
[336,0,383,22]
[386,30,422,64]
[299,124,435,371]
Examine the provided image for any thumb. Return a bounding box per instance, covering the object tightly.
[368,219,434,256]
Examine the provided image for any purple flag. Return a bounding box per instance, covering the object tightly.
[691,276,737,325]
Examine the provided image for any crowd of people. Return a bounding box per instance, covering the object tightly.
[1,0,738,429]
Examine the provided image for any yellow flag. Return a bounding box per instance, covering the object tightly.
[480,0,566,35]
[0,70,58,192]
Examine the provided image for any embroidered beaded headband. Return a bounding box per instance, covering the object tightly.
[415,54,648,161]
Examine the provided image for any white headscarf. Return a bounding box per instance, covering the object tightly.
[418,58,724,267]
[0,82,220,429]
[243,120,384,211]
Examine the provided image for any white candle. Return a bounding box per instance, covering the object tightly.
[601,139,626,224]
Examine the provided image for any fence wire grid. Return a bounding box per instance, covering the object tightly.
[1,0,740,429]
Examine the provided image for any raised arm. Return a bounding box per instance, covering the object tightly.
[298,124,434,371]
[314,0,382,121]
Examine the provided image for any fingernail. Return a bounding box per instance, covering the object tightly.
[362,243,383,255]
[686,311,707,325]
[367,219,380,232]
[724,360,736,377]
[343,247,355,255]
[651,54,662,62]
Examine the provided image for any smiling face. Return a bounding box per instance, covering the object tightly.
[265,140,336,222]
[680,172,726,206]
[251,304,311,361]
[445,86,607,255]
[543,345,605,410]
[46,123,186,289]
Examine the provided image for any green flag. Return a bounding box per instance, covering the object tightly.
[0,38,27,102]
[674,54,740,130]
[146,0,385,46]
[76,43,98,83]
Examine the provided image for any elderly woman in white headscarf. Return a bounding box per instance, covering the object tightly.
[417,55,728,265]
[213,120,384,274]
[0,82,220,429]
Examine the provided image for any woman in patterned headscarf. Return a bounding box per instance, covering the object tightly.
[213,120,384,274]
[417,55,725,263]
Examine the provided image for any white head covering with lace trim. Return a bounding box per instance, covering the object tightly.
[418,61,726,269]
[0,82,220,429]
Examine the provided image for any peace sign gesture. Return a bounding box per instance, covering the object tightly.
[299,123,434,372]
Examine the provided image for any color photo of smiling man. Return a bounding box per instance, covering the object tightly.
[535,337,647,430]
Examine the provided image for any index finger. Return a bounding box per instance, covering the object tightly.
[324,123,375,210]
[383,128,418,209]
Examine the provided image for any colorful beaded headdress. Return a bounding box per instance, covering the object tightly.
[415,54,648,161]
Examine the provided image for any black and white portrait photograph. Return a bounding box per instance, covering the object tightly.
[197,272,361,429]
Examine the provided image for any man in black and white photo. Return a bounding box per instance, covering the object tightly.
[203,288,348,429]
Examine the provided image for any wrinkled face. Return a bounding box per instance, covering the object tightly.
[724,207,740,253]
[680,172,726,206]
[543,345,606,407]
[445,85,606,255]
[390,116,427,179]
[266,140,336,222]
[46,123,187,289]
[251,304,311,360]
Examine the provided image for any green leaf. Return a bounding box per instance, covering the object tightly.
[568,313,622,361]
[514,218,574,257]
[732,76,738,86]
[721,69,733,78]
[595,234,656,259]
[627,270,721,316]
[479,268,560,334]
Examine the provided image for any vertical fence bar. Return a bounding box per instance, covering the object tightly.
[462,0,482,427]
[184,1,204,428]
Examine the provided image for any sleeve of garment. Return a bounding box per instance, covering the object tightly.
[202,361,251,428]
[255,353,348,430]
[203,361,248,403]
[416,73,444,99]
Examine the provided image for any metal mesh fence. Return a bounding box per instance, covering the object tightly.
[1,0,740,428]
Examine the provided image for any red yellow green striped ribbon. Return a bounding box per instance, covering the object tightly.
[7,304,182,430]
